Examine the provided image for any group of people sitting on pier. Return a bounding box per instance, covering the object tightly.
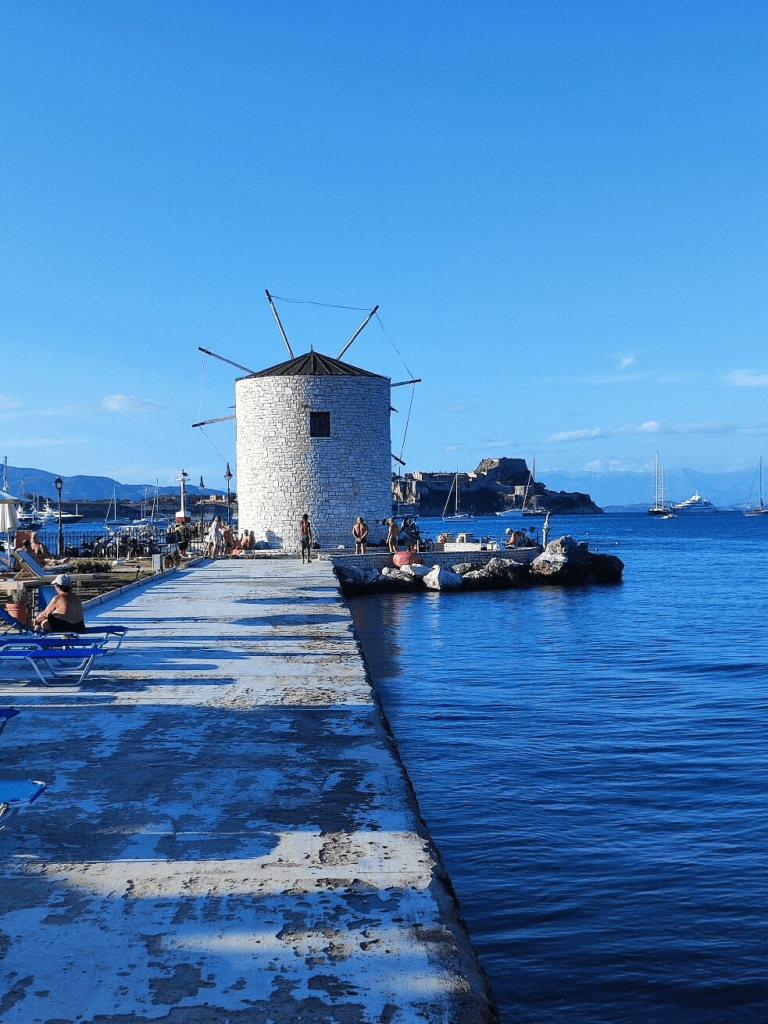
[203,517,257,558]
[504,527,539,548]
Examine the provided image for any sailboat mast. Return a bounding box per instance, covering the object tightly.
[442,474,454,519]
[760,456,763,509]
[654,452,660,508]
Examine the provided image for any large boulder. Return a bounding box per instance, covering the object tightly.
[336,563,418,594]
[531,535,591,584]
[450,562,476,575]
[460,568,501,590]
[423,565,464,591]
[336,564,366,586]
[588,552,624,583]
[484,557,531,586]
[400,562,433,580]
[380,567,418,589]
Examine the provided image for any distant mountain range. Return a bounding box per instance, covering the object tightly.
[2,465,212,502]
[1,461,760,510]
[541,466,759,510]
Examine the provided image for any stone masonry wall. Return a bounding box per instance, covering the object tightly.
[235,373,392,552]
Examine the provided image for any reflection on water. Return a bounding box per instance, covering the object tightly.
[349,513,768,1023]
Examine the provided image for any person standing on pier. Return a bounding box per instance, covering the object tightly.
[299,514,313,563]
[176,522,190,557]
[205,517,223,558]
[352,516,368,554]
[386,517,399,553]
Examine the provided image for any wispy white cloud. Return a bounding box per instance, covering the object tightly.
[547,427,603,442]
[615,420,663,435]
[613,420,728,437]
[583,458,648,473]
[560,357,705,386]
[101,394,168,414]
[547,420,740,445]
[446,403,476,414]
[724,369,768,387]
[0,394,22,410]
[670,421,730,435]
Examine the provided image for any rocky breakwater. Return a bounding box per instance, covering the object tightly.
[336,535,624,595]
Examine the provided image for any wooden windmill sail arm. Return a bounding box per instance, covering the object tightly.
[337,305,379,360]
[198,347,258,375]
[191,414,236,428]
[265,290,294,358]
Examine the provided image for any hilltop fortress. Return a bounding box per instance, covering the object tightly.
[393,457,602,516]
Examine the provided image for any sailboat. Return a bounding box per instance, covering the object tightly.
[104,487,132,528]
[442,472,476,521]
[745,457,768,516]
[132,481,170,529]
[521,457,547,517]
[647,453,671,516]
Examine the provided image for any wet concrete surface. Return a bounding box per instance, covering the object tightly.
[0,557,497,1023]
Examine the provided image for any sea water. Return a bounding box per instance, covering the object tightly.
[348,512,768,1023]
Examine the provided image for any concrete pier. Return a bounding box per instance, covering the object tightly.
[0,558,497,1023]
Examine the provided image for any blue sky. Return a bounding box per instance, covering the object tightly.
[1,0,766,491]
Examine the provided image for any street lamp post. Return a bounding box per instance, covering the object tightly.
[224,464,233,528]
[54,476,64,557]
[199,477,205,544]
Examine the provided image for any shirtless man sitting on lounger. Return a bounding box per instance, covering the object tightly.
[33,574,85,633]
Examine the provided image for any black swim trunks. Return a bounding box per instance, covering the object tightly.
[47,614,85,633]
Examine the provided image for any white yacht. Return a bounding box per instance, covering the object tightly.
[670,492,717,514]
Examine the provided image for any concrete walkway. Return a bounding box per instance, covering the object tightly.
[0,558,497,1024]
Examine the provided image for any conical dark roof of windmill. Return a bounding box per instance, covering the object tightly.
[247,350,387,379]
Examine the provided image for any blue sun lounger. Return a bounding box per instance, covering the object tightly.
[12,548,72,577]
[0,606,29,633]
[0,607,127,654]
[0,779,47,831]
[0,638,107,686]
[0,707,46,831]
[0,707,20,738]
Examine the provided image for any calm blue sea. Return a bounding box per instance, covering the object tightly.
[348,512,768,1024]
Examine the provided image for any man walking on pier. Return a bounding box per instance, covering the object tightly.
[299,513,313,563]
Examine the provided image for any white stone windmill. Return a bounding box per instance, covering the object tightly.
[194,292,418,552]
